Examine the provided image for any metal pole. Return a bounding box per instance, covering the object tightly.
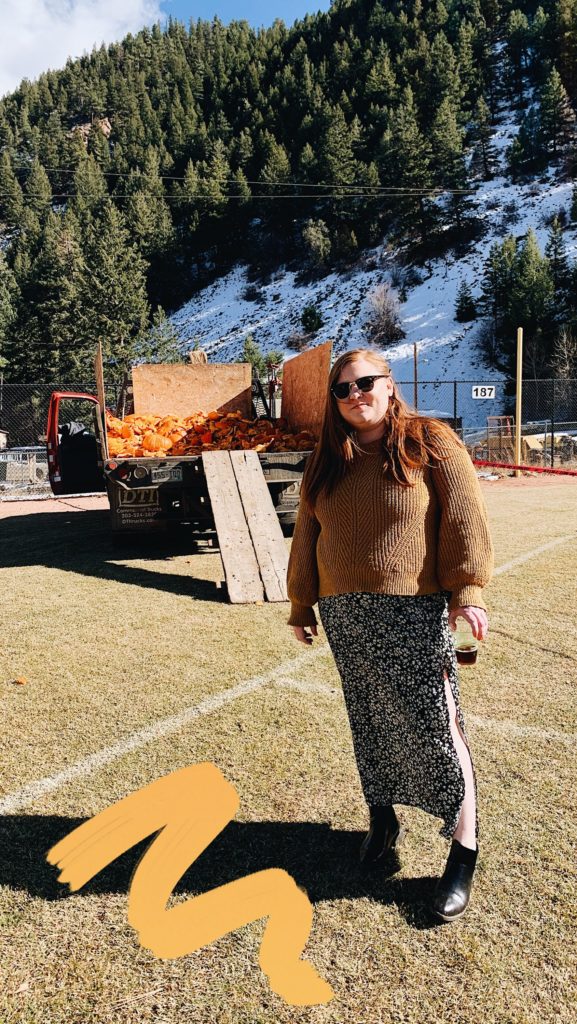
[413,343,418,411]
[515,328,523,478]
[453,380,457,427]
[551,379,555,468]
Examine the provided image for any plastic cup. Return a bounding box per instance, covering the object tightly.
[453,617,479,667]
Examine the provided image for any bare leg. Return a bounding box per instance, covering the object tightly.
[443,673,477,851]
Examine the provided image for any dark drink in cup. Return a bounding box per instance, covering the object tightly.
[453,617,480,667]
[455,643,478,666]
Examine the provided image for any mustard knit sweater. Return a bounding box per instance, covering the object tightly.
[286,434,494,627]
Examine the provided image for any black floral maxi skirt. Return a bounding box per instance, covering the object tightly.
[317,591,478,840]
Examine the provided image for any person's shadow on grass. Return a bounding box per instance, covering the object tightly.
[0,812,443,930]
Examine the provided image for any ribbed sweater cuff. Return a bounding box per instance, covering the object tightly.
[448,586,487,612]
[287,602,318,627]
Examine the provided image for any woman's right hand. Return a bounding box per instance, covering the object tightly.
[292,625,318,645]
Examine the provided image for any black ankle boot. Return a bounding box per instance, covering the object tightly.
[431,839,478,921]
[359,805,402,866]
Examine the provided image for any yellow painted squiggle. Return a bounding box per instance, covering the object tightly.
[46,762,334,1007]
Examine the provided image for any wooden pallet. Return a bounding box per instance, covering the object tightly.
[202,450,289,604]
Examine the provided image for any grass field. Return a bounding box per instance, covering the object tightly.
[1,479,576,1024]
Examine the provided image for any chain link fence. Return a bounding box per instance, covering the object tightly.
[1,376,576,499]
[394,378,577,471]
[0,381,120,499]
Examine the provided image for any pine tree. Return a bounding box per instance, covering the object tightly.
[259,135,291,193]
[234,127,254,169]
[510,229,555,360]
[229,168,251,205]
[480,236,517,341]
[317,104,358,197]
[196,138,230,219]
[125,148,174,261]
[455,279,477,321]
[544,216,571,320]
[353,161,383,243]
[456,21,481,114]
[571,183,577,221]
[556,0,577,103]
[78,199,150,375]
[425,33,463,126]
[529,6,549,76]
[0,250,17,371]
[301,305,323,332]
[539,67,576,159]
[504,9,530,106]
[0,152,24,224]
[38,110,67,177]
[238,334,267,376]
[7,210,85,381]
[23,159,52,220]
[507,108,543,179]
[134,306,182,363]
[364,42,397,106]
[298,143,317,181]
[180,160,201,237]
[473,96,496,179]
[72,154,107,225]
[381,86,434,237]
[430,97,470,228]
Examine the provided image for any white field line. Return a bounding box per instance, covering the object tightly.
[1,535,575,814]
[492,534,576,576]
[0,646,328,815]
[273,678,577,746]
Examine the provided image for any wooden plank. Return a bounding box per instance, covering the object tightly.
[230,451,288,602]
[132,363,252,419]
[281,341,332,437]
[94,341,109,459]
[202,451,264,604]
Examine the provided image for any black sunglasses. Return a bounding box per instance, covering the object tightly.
[331,375,389,401]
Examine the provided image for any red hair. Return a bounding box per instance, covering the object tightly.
[301,348,464,512]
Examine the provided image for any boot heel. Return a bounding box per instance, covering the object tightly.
[431,840,478,921]
[359,806,402,866]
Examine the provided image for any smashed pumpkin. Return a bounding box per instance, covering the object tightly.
[105,410,315,457]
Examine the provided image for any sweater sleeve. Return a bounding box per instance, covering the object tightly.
[286,490,321,627]
[430,439,494,612]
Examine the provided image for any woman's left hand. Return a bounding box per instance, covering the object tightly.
[448,606,488,641]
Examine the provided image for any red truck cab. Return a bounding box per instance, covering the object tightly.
[46,391,106,495]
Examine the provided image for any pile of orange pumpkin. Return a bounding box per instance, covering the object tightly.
[105,409,316,458]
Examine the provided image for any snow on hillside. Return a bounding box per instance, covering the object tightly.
[170,97,577,428]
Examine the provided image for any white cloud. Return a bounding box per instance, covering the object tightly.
[0,0,164,98]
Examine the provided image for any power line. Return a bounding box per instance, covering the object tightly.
[0,188,476,201]
[11,164,477,193]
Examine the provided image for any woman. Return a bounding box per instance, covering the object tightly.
[287,349,494,922]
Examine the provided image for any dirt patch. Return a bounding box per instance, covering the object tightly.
[478,472,577,489]
[0,495,109,518]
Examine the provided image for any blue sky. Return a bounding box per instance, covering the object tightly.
[160,1,331,29]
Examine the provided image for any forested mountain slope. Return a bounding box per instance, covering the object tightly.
[0,0,576,385]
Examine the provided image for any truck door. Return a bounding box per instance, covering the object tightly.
[46,392,106,495]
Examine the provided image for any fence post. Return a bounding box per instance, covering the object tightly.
[515,328,523,478]
[453,380,457,424]
[551,379,555,469]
